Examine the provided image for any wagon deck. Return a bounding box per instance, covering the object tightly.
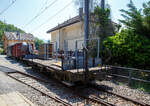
[22,58,105,83]
[27,59,102,73]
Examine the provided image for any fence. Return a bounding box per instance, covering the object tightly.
[62,38,102,70]
[105,65,150,85]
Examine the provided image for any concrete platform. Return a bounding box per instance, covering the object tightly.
[0,65,17,73]
[0,91,35,106]
[0,63,35,106]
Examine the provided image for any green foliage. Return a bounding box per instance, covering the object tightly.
[35,37,44,50]
[143,1,150,16]
[103,1,150,92]
[114,24,122,33]
[47,40,51,43]
[91,6,113,59]
[103,29,150,69]
[143,1,150,37]
[103,0,150,69]
[119,0,150,39]
[0,20,24,48]
[130,81,150,93]
[94,6,111,40]
[0,48,4,54]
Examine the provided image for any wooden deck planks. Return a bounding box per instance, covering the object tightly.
[27,59,102,73]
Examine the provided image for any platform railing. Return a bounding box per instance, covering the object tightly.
[104,65,150,85]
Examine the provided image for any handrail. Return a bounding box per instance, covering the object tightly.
[106,65,150,73]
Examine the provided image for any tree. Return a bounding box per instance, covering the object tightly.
[47,40,51,44]
[119,0,150,39]
[74,0,114,61]
[90,5,114,61]
[103,0,150,69]
[35,37,44,50]
[94,6,111,40]
[0,20,24,48]
[143,1,150,38]
[103,29,150,69]
[143,1,150,16]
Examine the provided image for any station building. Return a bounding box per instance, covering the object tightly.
[2,32,35,53]
[47,15,116,51]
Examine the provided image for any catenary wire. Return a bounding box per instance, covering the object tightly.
[0,0,17,16]
[23,0,59,28]
[31,0,73,32]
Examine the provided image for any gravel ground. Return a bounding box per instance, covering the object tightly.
[94,80,150,105]
[9,73,88,106]
[81,88,136,106]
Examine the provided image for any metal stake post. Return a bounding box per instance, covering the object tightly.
[128,70,132,86]
[56,41,58,62]
[75,40,78,69]
[97,38,100,58]
[84,0,89,82]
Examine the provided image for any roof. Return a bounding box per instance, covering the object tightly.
[4,32,35,41]
[47,15,81,33]
[46,14,118,34]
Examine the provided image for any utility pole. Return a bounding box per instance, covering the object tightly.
[84,0,89,83]
[101,0,105,11]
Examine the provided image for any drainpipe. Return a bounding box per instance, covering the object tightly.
[58,24,60,51]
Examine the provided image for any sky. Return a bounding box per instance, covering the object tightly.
[0,0,149,41]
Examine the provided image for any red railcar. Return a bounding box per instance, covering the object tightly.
[8,42,34,58]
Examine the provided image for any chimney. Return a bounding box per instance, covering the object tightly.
[17,31,20,42]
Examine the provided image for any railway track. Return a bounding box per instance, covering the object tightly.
[6,71,149,106]
[54,79,150,106]
[78,87,138,106]
[89,83,150,106]
[6,71,114,106]
[6,71,72,106]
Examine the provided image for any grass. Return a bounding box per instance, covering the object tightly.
[130,81,150,93]
[111,78,150,94]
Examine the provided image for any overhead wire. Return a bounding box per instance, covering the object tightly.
[37,0,49,16]
[23,0,59,28]
[31,0,73,32]
[0,0,17,16]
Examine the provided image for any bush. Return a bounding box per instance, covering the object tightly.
[0,48,4,54]
[103,29,150,69]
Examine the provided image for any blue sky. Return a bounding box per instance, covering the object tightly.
[0,0,149,41]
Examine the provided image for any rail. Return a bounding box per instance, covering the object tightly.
[89,83,149,106]
[6,71,72,106]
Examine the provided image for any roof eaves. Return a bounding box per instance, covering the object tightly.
[47,20,80,33]
[47,16,81,33]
